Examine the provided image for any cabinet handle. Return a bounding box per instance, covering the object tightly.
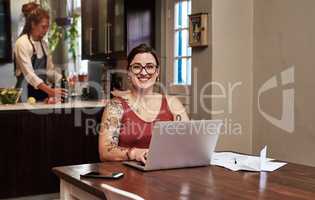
[107,23,112,54]
[89,28,94,55]
[104,25,108,54]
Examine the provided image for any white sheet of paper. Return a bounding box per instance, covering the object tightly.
[260,146,267,170]
[211,146,287,172]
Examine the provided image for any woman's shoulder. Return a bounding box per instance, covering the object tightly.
[111,90,131,99]
[164,95,187,114]
[164,95,182,106]
[14,34,33,54]
[104,97,124,116]
[107,97,124,108]
[15,34,29,47]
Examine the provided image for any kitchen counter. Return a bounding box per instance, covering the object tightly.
[0,99,104,198]
[0,100,106,111]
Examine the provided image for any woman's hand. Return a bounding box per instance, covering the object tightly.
[129,148,149,164]
[45,97,61,104]
[38,83,68,98]
[47,88,67,97]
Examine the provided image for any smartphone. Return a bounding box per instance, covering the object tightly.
[80,171,124,179]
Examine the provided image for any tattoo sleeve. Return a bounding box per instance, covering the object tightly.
[99,99,129,160]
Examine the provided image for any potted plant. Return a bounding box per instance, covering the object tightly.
[48,13,79,66]
[42,0,80,71]
[64,12,80,72]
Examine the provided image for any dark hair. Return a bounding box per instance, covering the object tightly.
[127,43,160,68]
[22,2,40,18]
[20,7,49,36]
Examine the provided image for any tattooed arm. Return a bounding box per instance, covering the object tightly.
[99,98,150,163]
[98,99,129,161]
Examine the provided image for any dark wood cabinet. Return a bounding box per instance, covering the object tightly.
[0,107,104,198]
[0,112,17,197]
[15,112,49,196]
[81,0,125,60]
[0,0,12,63]
[125,0,155,54]
[81,0,155,61]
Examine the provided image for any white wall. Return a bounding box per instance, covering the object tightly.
[211,0,253,154]
[189,0,213,120]
[253,0,315,166]
[0,63,15,88]
[159,0,315,165]
[156,0,254,154]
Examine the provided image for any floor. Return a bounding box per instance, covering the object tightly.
[1,193,59,200]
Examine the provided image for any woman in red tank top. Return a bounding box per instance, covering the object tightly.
[99,44,189,163]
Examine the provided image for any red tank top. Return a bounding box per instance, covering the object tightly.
[117,96,174,148]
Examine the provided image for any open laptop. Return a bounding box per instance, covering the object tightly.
[123,120,223,171]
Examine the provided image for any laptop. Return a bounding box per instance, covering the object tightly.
[123,120,223,171]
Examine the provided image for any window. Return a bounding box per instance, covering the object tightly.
[174,0,191,85]
[55,0,87,75]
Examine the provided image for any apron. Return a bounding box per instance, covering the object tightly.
[14,35,48,101]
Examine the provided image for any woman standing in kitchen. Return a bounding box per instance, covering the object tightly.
[14,6,66,101]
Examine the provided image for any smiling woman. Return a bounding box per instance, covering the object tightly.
[99,43,189,163]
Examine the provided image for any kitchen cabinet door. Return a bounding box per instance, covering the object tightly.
[81,0,98,59]
[0,111,17,198]
[0,107,102,198]
[15,111,49,196]
[126,0,155,53]
[81,0,125,60]
[0,0,12,63]
[108,0,125,57]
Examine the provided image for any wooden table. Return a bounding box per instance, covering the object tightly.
[53,162,315,200]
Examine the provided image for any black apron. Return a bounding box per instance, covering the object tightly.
[14,35,48,101]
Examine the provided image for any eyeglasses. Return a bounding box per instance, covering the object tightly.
[129,63,158,75]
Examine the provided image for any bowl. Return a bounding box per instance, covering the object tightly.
[0,88,22,104]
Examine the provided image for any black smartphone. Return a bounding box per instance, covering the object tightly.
[80,171,124,179]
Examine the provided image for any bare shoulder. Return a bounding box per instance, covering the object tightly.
[165,95,184,107]
[111,90,131,99]
[104,97,124,117]
[165,95,188,116]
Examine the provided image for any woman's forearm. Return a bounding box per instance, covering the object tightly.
[38,82,53,96]
[99,145,129,161]
[38,83,66,97]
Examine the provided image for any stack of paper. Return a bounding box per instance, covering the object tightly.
[211,146,287,172]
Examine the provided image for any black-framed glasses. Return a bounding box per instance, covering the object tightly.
[129,63,158,75]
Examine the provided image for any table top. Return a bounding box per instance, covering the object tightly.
[53,162,315,200]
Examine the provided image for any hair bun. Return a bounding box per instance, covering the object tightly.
[22,2,39,18]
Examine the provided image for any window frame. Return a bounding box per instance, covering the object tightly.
[165,0,191,95]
